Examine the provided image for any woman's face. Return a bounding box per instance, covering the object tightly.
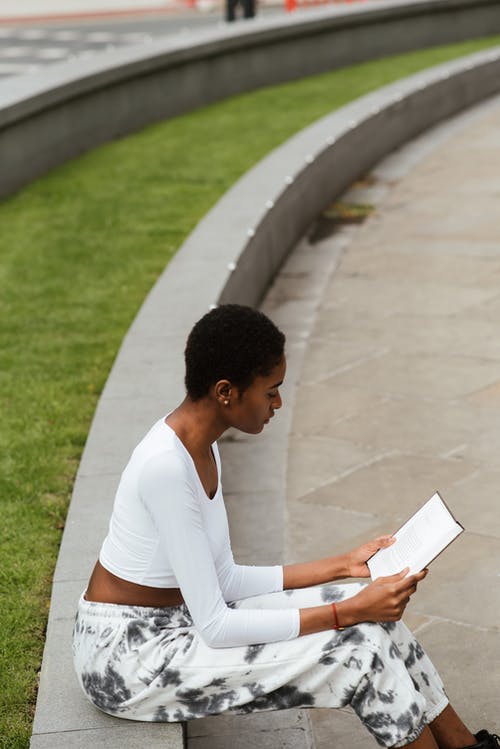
[230,355,286,434]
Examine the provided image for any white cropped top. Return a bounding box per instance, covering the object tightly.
[99,417,300,648]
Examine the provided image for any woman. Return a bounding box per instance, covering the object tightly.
[73,304,497,749]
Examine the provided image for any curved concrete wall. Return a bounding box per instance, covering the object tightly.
[1,0,500,199]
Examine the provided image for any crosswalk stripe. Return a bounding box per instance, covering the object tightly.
[52,30,81,41]
[36,47,69,59]
[2,46,28,57]
[85,31,116,42]
[0,62,40,74]
[17,29,48,40]
[121,32,152,42]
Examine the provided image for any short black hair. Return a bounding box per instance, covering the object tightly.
[185,304,285,401]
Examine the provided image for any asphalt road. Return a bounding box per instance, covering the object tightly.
[0,6,281,80]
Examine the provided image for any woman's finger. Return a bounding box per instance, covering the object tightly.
[415,568,428,580]
[379,567,410,583]
[375,535,395,547]
[399,570,427,588]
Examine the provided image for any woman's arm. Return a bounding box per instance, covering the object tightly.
[141,454,423,643]
[297,568,427,634]
[284,536,427,634]
[283,535,395,590]
[139,452,300,647]
[283,554,349,589]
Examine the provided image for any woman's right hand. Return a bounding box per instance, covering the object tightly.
[340,568,428,625]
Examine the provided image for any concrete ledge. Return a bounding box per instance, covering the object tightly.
[2,0,500,198]
[30,44,500,748]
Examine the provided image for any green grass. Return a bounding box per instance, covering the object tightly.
[1,34,500,748]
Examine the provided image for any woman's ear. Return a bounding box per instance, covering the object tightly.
[214,380,232,407]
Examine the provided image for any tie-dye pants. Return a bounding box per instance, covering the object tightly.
[72,582,448,747]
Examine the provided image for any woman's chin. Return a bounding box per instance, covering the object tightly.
[236,423,265,435]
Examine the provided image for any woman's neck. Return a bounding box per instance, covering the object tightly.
[166,397,224,455]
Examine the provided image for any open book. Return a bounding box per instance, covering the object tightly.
[367,492,464,580]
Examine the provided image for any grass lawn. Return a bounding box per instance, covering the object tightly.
[1,34,500,748]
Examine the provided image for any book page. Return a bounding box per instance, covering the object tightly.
[367,492,464,580]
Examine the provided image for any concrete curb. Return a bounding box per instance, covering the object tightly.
[30,42,500,748]
[2,0,500,199]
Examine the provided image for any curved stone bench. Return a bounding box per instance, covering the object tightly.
[30,43,500,748]
[2,0,500,200]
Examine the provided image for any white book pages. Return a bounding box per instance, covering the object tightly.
[367,492,464,580]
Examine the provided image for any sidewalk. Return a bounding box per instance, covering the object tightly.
[189,93,500,747]
[0,0,286,23]
[287,94,500,744]
[0,0,213,23]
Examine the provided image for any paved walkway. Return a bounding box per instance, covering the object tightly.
[189,94,500,747]
[0,0,283,22]
[288,94,500,746]
[0,0,196,23]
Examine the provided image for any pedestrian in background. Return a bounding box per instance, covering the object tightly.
[226,0,255,22]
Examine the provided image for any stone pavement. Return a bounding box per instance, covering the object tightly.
[286,93,500,745]
[189,93,500,747]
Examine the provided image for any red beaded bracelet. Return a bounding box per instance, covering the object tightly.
[331,602,344,631]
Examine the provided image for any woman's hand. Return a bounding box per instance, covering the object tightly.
[340,568,428,625]
[345,535,395,578]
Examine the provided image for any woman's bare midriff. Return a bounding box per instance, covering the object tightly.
[84,560,184,607]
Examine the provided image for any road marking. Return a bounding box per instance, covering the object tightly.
[36,47,69,59]
[85,31,115,42]
[0,62,40,74]
[121,32,152,42]
[1,46,28,57]
[17,29,48,40]
[52,30,81,41]
[0,23,199,79]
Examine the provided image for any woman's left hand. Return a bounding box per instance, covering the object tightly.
[345,535,395,578]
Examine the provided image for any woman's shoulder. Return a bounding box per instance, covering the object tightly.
[128,417,186,470]
[137,423,194,479]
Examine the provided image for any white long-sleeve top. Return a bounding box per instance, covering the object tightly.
[99,417,300,648]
